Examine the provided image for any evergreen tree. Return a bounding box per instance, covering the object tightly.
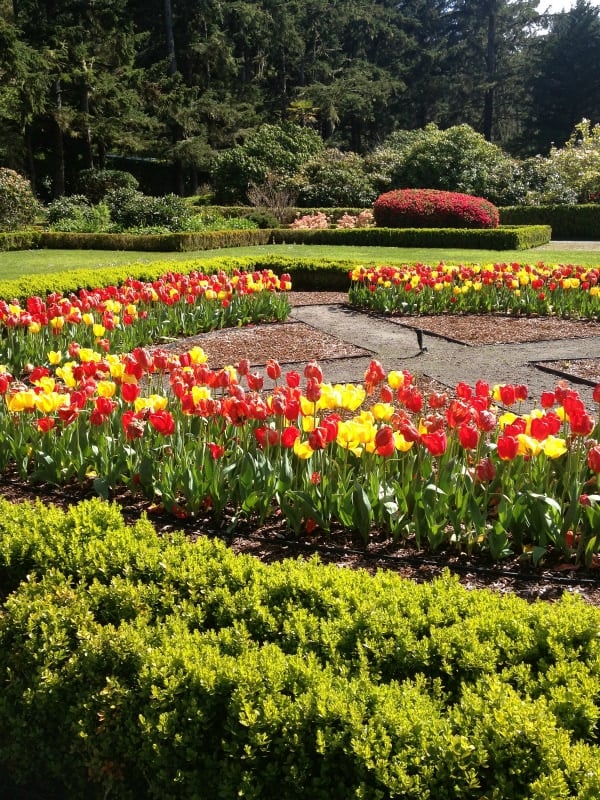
[526,0,600,153]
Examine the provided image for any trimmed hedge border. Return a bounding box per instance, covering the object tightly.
[272,224,551,250]
[500,204,600,240]
[1,224,550,254]
[1,497,600,799]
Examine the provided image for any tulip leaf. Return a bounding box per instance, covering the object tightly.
[352,481,372,542]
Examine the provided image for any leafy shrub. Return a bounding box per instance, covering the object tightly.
[210,123,323,204]
[0,168,39,230]
[373,188,500,229]
[105,188,193,232]
[368,124,526,206]
[525,119,600,205]
[46,195,111,233]
[77,168,139,203]
[242,209,280,229]
[294,148,377,207]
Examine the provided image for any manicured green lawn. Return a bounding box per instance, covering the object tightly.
[1,242,599,281]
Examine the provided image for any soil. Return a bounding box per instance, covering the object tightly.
[3,290,600,606]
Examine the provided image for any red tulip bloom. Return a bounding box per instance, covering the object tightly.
[281,426,300,448]
[475,456,496,483]
[594,384,600,404]
[285,370,301,388]
[497,434,519,460]
[540,391,556,409]
[122,410,145,440]
[266,359,281,381]
[305,377,322,403]
[0,373,12,393]
[209,442,225,460]
[570,411,594,437]
[246,372,264,391]
[321,414,340,442]
[456,382,473,400]
[399,419,420,443]
[375,425,395,457]
[308,426,328,450]
[121,382,140,403]
[421,430,447,456]
[476,409,497,432]
[515,384,528,402]
[380,384,394,404]
[588,445,600,473]
[530,417,550,441]
[458,423,479,450]
[37,417,55,433]
[149,410,175,436]
[255,426,279,448]
[304,361,323,382]
[475,380,490,399]
[499,384,517,406]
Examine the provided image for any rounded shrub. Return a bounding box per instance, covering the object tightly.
[373,188,499,229]
[0,168,39,230]
[105,188,193,232]
[77,168,139,203]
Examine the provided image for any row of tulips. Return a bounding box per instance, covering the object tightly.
[0,268,291,372]
[1,342,600,563]
[348,262,600,318]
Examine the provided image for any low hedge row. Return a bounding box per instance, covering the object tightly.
[0,255,357,300]
[500,204,600,240]
[0,497,599,799]
[272,225,551,250]
[0,221,550,253]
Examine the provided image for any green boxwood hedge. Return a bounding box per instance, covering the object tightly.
[272,225,551,250]
[500,204,600,240]
[1,497,600,799]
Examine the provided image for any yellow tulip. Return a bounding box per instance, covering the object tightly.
[387,371,405,390]
[293,438,314,460]
[48,350,62,365]
[97,380,117,398]
[7,390,36,412]
[189,346,208,365]
[543,435,568,459]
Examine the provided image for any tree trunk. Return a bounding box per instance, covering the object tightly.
[483,4,496,141]
[164,0,177,76]
[52,78,65,197]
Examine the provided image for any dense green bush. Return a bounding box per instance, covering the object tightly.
[293,148,377,207]
[210,123,323,204]
[46,195,111,233]
[373,189,500,229]
[1,497,600,798]
[367,124,526,206]
[77,168,139,203]
[105,188,194,232]
[0,167,39,230]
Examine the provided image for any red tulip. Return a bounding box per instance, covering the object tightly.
[540,391,556,409]
[148,410,175,436]
[570,411,594,436]
[375,425,395,456]
[458,423,479,450]
[304,361,323,382]
[308,427,328,450]
[421,430,447,456]
[281,426,300,448]
[266,359,281,381]
[475,456,496,483]
[588,445,600,473]
[497,434,519,460]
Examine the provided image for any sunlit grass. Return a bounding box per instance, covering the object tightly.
[0,242,599,282]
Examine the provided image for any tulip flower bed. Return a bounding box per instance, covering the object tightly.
[348,262,600,318]
[2,320,600,564]
[0,267,291,373]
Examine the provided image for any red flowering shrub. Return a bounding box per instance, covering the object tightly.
[373,189,499,229]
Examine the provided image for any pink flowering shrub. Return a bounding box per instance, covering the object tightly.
[290,212,330,229]
[373,189,499,229]
[335,210,375,229]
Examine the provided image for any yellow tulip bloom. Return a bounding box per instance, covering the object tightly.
[542,435,568,459]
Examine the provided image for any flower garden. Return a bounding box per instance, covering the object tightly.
[1,261,600,566]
